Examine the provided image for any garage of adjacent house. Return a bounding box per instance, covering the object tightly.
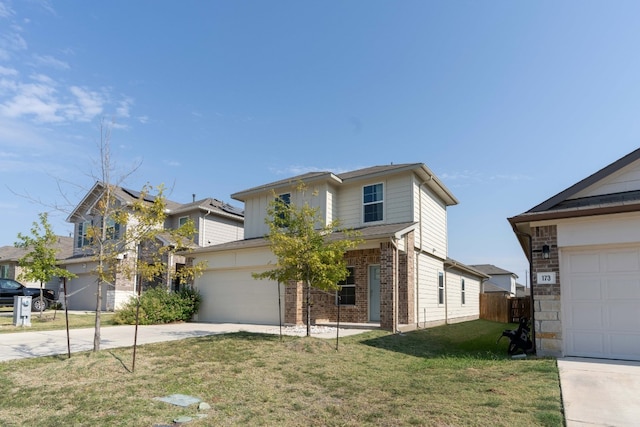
[563,244,640,360]
[509,147,640,361]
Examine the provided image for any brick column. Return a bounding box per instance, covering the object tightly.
[380,241,395,330]
[531,225,562,357]
[397,231,415,325]
[284,281,304,325]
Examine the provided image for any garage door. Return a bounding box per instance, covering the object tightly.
[563,246,640,361]
[197,269,283,325]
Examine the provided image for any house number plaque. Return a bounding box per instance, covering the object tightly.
[536,272,556,285]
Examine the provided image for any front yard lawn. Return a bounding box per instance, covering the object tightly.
[0,320,563,426]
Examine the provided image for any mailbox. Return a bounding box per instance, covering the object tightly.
[13,296,32,327]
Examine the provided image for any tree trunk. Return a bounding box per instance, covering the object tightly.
[306,280,311,337]
[93,279,102,352]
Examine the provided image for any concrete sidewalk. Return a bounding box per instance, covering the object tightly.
[558,357,640,427]
[0,322,373,362]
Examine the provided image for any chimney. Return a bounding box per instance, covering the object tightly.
[192,193,196,203]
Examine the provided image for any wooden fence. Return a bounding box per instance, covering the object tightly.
[480,294,531,324]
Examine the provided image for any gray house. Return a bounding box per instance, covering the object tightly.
[61,182,244,311]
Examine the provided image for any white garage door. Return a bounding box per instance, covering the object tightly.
[197,269,283,325]
[563,246,640,361]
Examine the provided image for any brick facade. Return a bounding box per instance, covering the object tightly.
[530,225,562,356]
[281,232,415,331]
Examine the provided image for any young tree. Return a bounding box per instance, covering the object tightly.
[15,212,77,317]
[79,121,203,352]
[253,185,362,336]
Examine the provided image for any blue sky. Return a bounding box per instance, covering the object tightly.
[1,1,639,282]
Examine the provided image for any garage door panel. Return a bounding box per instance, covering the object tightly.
[607,278,640,298]
[605,251,640,272]
[566,253,601,274]
[610,334,640,357]
[609,303,640,330]
[568,302,603,330]
[569,332,605,355]
[563,246,640,361]
[197,269,283,325]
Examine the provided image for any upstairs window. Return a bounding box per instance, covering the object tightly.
[77,221,92,248]
[461,278,466,305]
[438,272,444,305]
[363,183,383,223]
[337,267,356,305]
[105,218,121,240]
[178,216,190,227]
[275,193,291,224]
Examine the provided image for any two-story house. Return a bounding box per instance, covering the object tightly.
[188,163,486,331]
[471,264,519,296]
[61,182,244,311]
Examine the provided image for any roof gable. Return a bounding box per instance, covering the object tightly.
[231,163,458,206]
[528,147,640,214]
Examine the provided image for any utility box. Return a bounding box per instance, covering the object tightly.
[13,296,32,327]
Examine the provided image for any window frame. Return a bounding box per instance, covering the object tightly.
[438,271,444,305]
[178,216,190,227]
[77,220,92,248]
[0,265,8,279]
[337,266,356,306]
[363,183,384,223]
[461,278,466,305]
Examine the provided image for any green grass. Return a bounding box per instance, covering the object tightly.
[0,307,116,333]
[0,320,564,426]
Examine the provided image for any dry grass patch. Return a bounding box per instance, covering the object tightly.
[0,321,563,426]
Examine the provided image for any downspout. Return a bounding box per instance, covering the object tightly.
[418,176,433,328]
[202,209,211,246]
[512,226,537,354]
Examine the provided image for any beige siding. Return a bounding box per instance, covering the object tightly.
[243,182,330,239]
[200,216,244,246]
[337,174,414,229]
[243,197,270,239]
[445,269,480,322]
[572,160,640,198]
[415,253,445,324]
[413,178,448,258]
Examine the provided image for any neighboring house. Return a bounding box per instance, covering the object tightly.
[0,237,73,293]
[61,182,244,311]
[515,283,527,297]
[509,147,640,361]
[471,264,519,296]
[189,163,486,331]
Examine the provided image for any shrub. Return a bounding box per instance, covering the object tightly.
[113,286,202,325]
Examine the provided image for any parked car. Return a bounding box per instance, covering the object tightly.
[0,278,56,311]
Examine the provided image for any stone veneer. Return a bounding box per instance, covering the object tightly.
[531,225,562,356]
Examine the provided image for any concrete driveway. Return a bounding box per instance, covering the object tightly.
[558,357,640,427]
[0,322,373,362]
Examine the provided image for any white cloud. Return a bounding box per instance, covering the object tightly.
[0,2,14,18]
[164,160,181,167]
[32,54,70,70]
[68,86,104,121]
[116,97,133,118]
[0,65,18,76]
[137,115,149,124]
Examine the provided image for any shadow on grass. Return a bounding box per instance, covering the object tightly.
[359,320,518,360]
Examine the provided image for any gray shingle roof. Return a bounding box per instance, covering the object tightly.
[470,264,516,276]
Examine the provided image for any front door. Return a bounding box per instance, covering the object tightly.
[369,265,380,322]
